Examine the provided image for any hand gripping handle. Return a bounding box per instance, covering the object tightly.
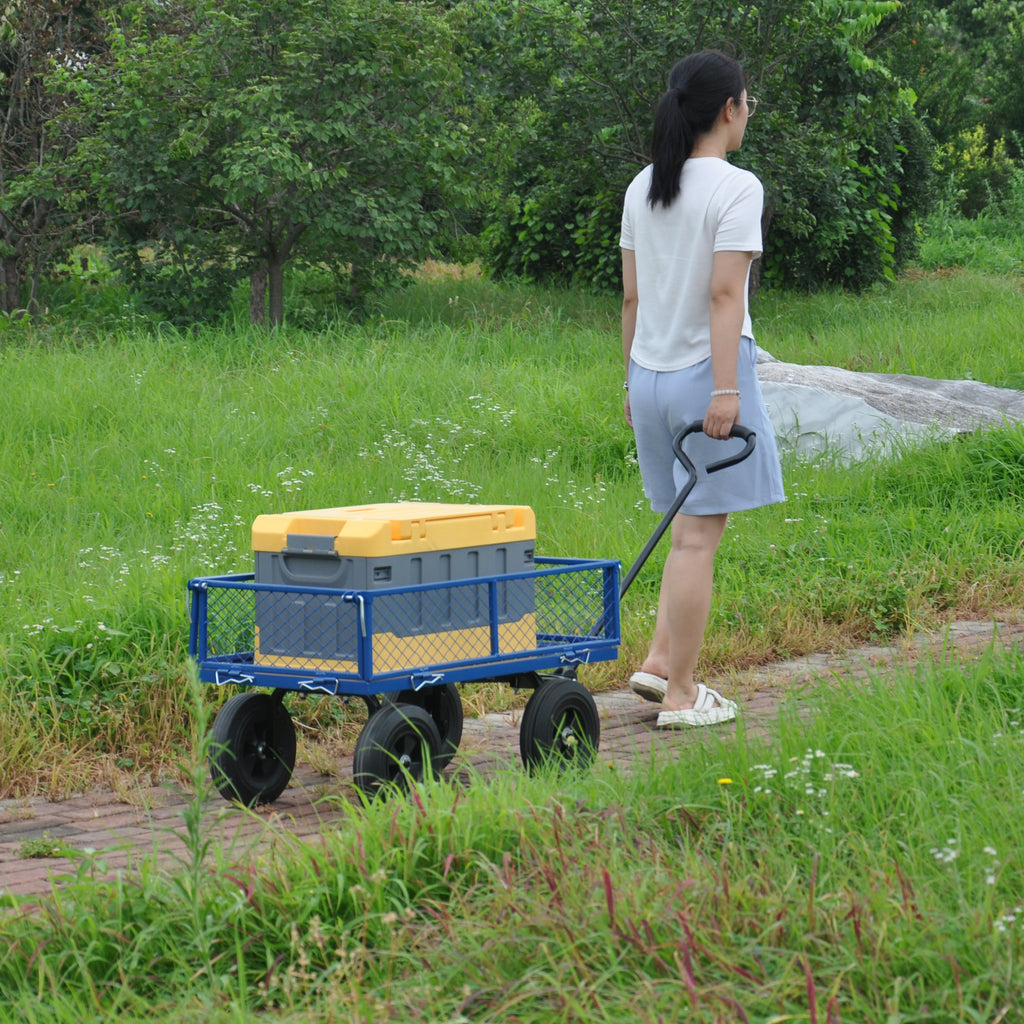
[672,421,757,476]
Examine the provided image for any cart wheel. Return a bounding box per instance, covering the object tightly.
[386,684,463,769]
[209,692,297,806]
[519,678,600,773]
[353,703,442,798]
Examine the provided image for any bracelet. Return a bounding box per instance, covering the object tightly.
[710,388,740,397]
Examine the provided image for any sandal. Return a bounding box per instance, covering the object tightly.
[629,671,668,703]
[656,683,738,728]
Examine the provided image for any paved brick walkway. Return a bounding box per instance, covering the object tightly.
[2,618,1020,902]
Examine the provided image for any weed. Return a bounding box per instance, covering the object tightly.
[18,833,82,860]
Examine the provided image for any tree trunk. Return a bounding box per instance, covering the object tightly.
[268,257,285,328]
[28,264,42,313]
[251,223,303,327]
[249,264,268,325]
[1,257,20,314]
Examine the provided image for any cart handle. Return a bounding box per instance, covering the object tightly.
[619,421,756,600]
[673,420,756,475]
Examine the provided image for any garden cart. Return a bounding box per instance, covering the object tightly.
[187,422,753,803]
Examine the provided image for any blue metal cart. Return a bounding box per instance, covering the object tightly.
[189,556,621,802]
[189,423,754,805]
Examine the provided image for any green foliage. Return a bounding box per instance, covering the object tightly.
[876,0,1024,205]
[18,833,81,859]
[60,0,473,325]
[934,125,1017,218]
[111,244,242,327]
[917,167,1024,276]
[874,3,977,149]
[924,0,1024,153]
[472,0,928,293]
[5,0,1022,318]
[0,0,108,313]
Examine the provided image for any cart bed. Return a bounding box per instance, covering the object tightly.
[189,556,621,695]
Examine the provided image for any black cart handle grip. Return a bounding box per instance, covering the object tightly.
[672,421,757,474]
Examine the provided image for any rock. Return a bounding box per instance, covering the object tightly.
[756,350,1024,462]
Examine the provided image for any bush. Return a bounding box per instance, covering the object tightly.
[477,0,929,294]
[933,125,1016,217]
[917,165,1024,273]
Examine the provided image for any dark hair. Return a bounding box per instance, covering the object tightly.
[647,50,746,209]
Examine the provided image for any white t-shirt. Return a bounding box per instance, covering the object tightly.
[620,158,763,371]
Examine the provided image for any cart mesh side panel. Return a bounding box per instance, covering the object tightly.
[206,588,256,660]
[535,565,609,642]
[254,588,363,670]
[252,576,535,673]
[192,558,618,684]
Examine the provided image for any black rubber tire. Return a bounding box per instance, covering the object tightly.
[353,703,443,798]
[519,678,600,773]
[209,691,297,806]
[387,684,464,769]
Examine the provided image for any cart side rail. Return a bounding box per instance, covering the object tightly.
[188,557,620,694]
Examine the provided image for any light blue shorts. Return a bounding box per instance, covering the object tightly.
[629,338,786,515]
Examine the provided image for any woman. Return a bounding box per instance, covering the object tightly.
[620,49,785,728]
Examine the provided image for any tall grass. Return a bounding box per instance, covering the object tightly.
[3,642,1024,1020]
[1,263,1023,796]
[914,167,1024,283]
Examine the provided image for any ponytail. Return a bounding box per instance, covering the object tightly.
[646,50,746,210]
[647,88,695,209]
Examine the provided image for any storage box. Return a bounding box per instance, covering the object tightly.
[252,503,537,674]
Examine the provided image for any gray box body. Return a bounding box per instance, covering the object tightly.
[254,538,536,671]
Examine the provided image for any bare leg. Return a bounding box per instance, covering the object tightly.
[639,512,728,710]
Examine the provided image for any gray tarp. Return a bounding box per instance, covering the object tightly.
[756,351,1024,462]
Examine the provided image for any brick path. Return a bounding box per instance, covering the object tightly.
[2,618,1021,902]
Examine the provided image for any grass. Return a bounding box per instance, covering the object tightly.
[3,642,1024,1020]
[754,265,1024,387]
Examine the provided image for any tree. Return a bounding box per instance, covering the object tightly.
[0,0,105,314]
[920,0,1024,151]
[469,0,930,292]
[872,0,1024,214]
[66,0,472,326]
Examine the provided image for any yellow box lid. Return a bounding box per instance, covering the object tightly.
[252,502,535,558]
